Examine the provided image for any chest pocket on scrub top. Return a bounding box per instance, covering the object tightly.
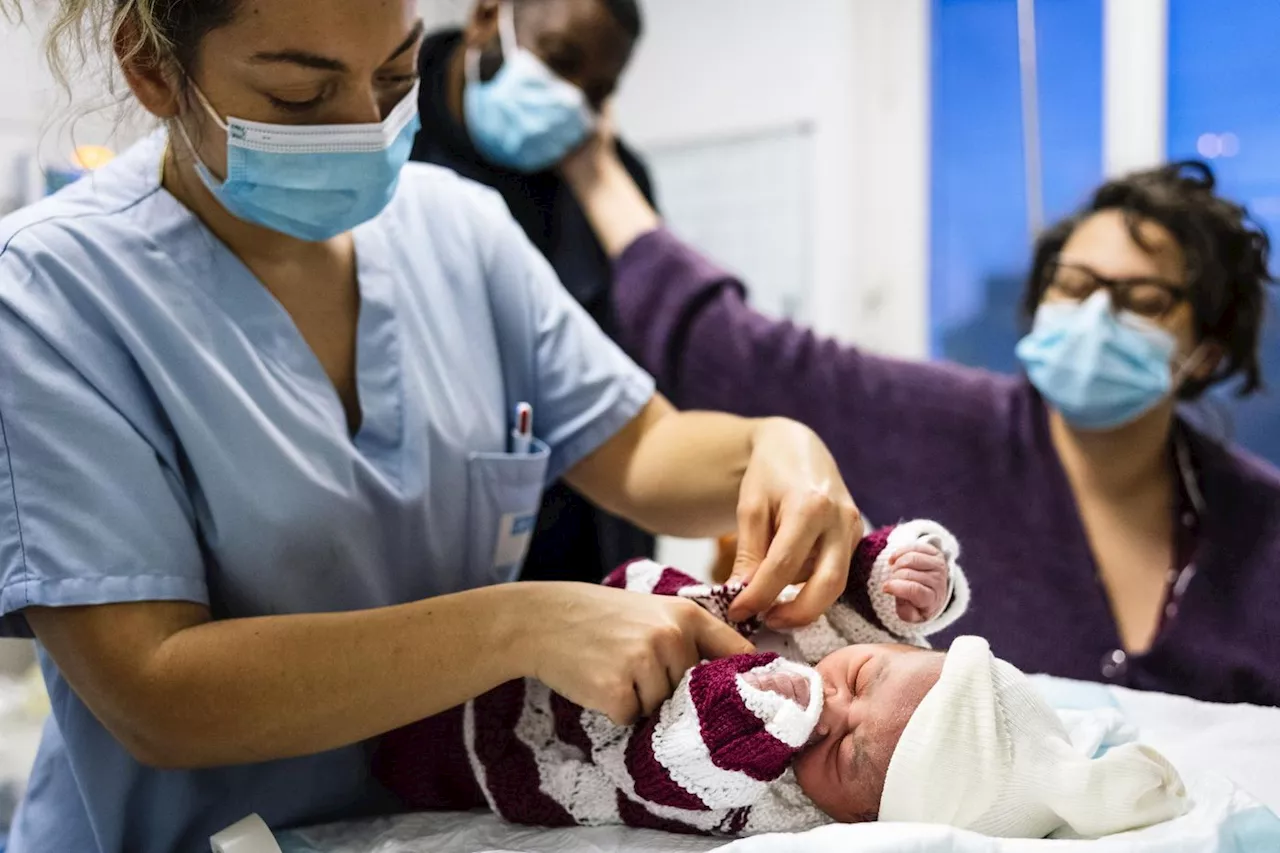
[466,438,550,584]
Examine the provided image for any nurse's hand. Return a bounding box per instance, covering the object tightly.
[727,418,862,628]
[524,583,755,726]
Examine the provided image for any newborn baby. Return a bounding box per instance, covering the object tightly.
[375,522,1187,838]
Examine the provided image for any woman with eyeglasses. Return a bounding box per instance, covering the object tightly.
[562,129,1280,707]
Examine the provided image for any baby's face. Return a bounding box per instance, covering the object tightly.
[792,644,944,822]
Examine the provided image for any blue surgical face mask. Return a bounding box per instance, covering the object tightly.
[463,0,596,173]
[1016,291,1197,431]
[175,83,421,242]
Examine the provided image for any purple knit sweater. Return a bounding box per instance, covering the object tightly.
[611,227,1280,707]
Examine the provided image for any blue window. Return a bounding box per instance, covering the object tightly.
[1168,0,1280,464]
[930,0,1103,372]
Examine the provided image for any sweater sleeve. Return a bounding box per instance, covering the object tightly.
[609,227,1025,531]
[611,226,934,428]
[619,653,822,812]
[602,558,763,638]
[828,521,969,646]
[612,227,852,418]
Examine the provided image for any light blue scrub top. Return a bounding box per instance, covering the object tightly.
[0,132,655,853]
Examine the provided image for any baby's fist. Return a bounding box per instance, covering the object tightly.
[883,542,949,623]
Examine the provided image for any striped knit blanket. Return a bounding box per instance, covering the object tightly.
[374,520,968,836]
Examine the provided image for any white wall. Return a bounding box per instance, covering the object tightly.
[0,11,55,214]
[0,6,150,215]
[1104,0,1168,177]
[614,0,930,359]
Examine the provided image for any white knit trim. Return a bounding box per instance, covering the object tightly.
[513,680,621,826]
[462,700,502,816]
[679,583,718,599]
[621,560,668,593]
[869,520,965,640]
[647,668,771,810]
[741,770,831,835]
[580,709,732,832]
[734,658,825,749]
[928,553,971,635]
[787,613,856,664]
[823,601,904,648]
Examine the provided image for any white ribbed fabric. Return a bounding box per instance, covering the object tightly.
[868,520,970,638]
[735,658,826,749]
[879,636,1189,838]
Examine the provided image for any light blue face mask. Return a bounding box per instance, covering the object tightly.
[463,0,596,173]
[1016,291,1197,431]
[176,83,422,242]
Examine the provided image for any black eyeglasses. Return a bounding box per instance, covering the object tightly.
[1043,260,1190,319]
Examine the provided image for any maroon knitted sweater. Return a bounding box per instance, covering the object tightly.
[373,521,966,836]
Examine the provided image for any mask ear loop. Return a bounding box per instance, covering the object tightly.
[188,81,230,132]
[498,0,520,58]
[464,44,481,85]
[466,1,518,86]
[1171,342,1213,391]
[170,80,230,183]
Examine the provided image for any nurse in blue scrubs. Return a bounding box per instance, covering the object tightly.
[0,2,863,852]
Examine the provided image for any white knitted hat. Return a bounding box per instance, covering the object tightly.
[879,636,1189,838]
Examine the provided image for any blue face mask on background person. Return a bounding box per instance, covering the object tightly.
[463,0,596,173]
[175,83,421,242]
[1016,291,1198,431]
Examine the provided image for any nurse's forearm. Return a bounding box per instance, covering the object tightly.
[25,585,535,770]
[567,397,754,538]
[561,145,660,259]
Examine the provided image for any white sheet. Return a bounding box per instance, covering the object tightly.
[719,776,1277,853]
[289,812,723,853]
[280,676,1280,853]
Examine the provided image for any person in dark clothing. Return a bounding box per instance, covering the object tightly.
[412,0,657,583]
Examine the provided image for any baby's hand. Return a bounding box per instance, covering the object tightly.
[882,542,948,623]
[741,668,812,709]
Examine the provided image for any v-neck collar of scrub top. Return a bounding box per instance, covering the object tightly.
[150,133,406,475]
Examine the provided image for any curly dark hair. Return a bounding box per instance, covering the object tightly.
[1022,160,1274,399]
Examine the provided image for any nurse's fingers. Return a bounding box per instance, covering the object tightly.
[654,610,702,689]
[728,513,819,622]
[765,533,851,629]
[693,610,756,660]
[633,654,673,719]
[603,683,642,727]
[729,496,773,587]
